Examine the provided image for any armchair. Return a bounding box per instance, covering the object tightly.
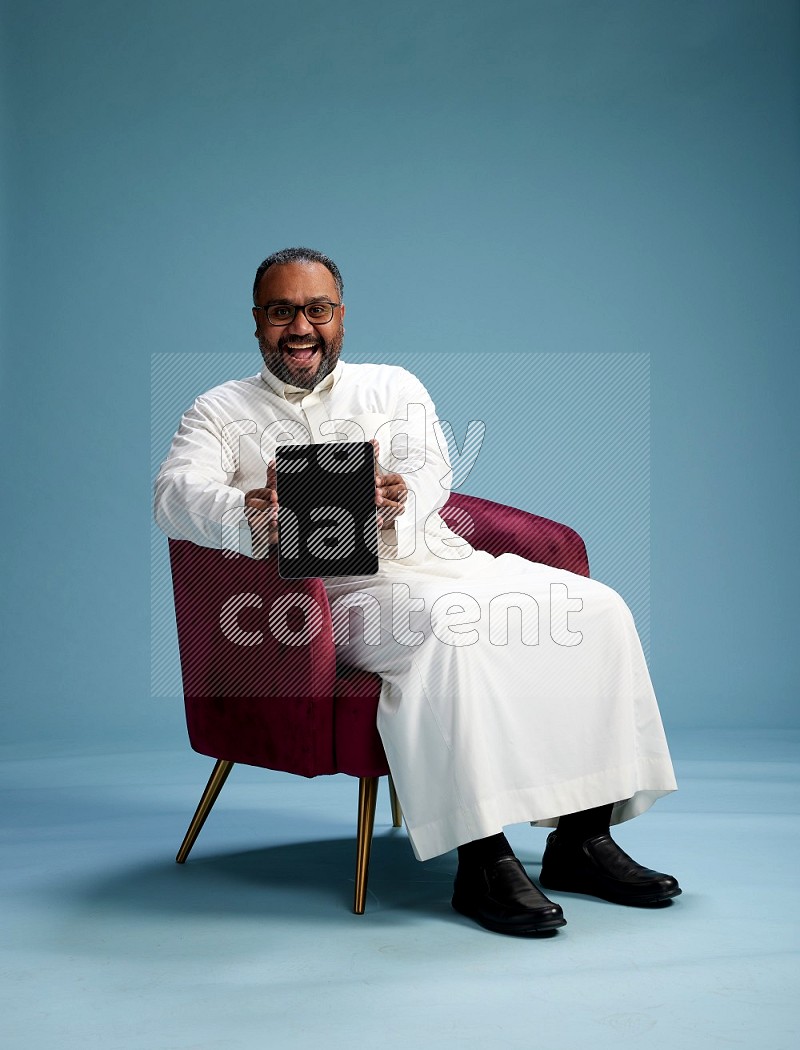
[169,491,589,913]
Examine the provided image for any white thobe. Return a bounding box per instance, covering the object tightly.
[154,359,677,861]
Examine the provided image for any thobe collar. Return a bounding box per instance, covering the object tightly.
[259,359,343,403]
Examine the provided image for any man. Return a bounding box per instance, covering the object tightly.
[155,246,681,936]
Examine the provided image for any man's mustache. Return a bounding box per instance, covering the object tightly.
[278,335,325,352]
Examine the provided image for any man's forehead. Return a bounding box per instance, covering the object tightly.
[256,261,338,301]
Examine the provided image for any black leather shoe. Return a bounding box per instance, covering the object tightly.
[539,831,682,906]
[452,856,567,935]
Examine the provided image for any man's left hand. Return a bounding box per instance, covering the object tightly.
[370,439,408,529]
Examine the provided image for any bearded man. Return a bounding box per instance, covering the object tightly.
[154,246,681,936]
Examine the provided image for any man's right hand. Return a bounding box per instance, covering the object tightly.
[244,459,278,555]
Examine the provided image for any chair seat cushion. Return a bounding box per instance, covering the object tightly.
[185,695,337,777]
[185,667,386,779]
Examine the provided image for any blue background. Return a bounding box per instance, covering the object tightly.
[2,0,798,750]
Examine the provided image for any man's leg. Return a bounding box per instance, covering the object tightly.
[450,803,681,936]
[324,566,680,928]
[540,803,682,906]
[451,832,566,936]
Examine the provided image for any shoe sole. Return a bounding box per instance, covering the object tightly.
[451,898,567,935]
[539,877,682,907]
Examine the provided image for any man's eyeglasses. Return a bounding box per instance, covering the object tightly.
[255,301,341,326]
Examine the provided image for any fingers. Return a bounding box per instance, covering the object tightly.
[245,460,278,508]
[244,501,278,527]
[375,471,408,513]
[377,472,406,496]
[251,448,406,541]
[245,461,279,548]
[372,441,406,524]
[244,489,276,505]
[370,438,381,480]
[375,483,407,530]
[376,489,407,512]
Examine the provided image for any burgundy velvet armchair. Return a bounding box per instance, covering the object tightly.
[169,491,589,913]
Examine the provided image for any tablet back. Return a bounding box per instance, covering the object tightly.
[275,441,379,579]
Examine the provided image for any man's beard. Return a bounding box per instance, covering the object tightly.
[258,329,344,390]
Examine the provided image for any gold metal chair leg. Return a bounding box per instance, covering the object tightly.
[354,776,379,914]
[388,774,403,828]
[176,759,234,863]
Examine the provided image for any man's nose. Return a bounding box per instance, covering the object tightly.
[285,309,314,337]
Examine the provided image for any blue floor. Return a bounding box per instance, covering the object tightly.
[2,729,798,1049]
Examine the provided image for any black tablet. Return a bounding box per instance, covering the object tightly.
[275,441,379,579]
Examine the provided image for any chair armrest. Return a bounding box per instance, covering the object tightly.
[168,539,338,775]
[169,539,337,699]
[443,493,590,577]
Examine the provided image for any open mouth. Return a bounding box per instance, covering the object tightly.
[283,344,320,363]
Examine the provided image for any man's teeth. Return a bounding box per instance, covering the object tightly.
[285,347,318,361]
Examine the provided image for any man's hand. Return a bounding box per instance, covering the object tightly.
[371,438,408,530]
[244,459,278,556]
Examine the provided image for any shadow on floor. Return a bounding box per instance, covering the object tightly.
[63,832,474,926]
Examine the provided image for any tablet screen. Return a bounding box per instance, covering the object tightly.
[275,441,379,579]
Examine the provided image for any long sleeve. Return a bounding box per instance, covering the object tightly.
[153,396,256,558]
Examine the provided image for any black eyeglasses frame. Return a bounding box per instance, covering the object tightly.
[254,301,342,327]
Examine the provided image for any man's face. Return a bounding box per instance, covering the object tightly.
[253,261,345,390]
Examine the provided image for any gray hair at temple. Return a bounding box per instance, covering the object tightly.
[252,247,344,304]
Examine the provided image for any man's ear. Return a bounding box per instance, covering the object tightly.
[341,302,345,333]
[252,306,260,336]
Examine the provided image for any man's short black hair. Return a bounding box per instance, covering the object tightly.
[252,247,344,304]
